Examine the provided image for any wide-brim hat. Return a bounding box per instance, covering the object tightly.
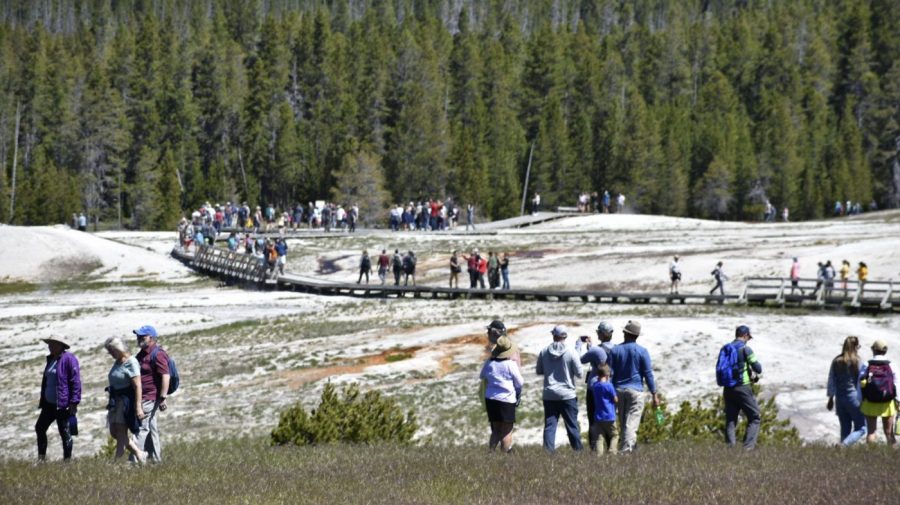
[492,336,517,360]
[41,336,70,350]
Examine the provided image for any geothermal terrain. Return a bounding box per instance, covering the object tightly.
[2,211,899,460]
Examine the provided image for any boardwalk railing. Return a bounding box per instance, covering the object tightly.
[175,245,270,284]
[740,277,896,310]
[172,246,898,312]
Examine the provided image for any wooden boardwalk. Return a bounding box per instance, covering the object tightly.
[172,246,898,312]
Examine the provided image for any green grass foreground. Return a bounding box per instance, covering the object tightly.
[3,438,899,505]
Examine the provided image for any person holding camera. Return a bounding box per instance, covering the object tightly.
[720,325,763,450]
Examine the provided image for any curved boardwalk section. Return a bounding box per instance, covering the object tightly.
[172,246,898,312]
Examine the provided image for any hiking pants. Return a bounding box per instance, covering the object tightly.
[393,269,401,286]
[616,388,647,452]
[542,398,583,453]
[468,270,477,288]
[35,406,73,460]
[133,400,162,462]
[710,278,724,296]
[723,385,760,449]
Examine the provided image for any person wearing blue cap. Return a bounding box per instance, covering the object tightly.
[578,321,615,451]
[132,325,170,463]
[718,325,763,450]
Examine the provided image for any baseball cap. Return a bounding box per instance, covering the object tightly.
[736,325,751,338]
[596,321,614,335]
[133,325,158,338]
[551,325,568,337]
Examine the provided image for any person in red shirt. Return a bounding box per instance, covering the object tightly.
[477,254,488,289]
[132,325,170,463]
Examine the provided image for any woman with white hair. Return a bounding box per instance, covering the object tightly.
[104,336,146,462]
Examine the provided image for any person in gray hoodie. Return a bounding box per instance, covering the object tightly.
[535,325,584,453]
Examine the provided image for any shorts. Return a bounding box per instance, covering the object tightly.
[485,399,517,423]
[107,398,127,425]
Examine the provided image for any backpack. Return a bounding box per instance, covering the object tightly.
[392,254,402,270]
[862,362,896,402]
[361,256,371,270]
[150,347,180,395]
[715,343,747,388]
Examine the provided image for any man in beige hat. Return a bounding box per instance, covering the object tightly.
[36,336,81,461]
[607,320,659,452]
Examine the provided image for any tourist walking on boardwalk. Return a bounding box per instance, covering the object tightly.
[826,336,866,446]
[589,364,618,454]
[392,249,403,286]
[36,336,81,461]
[357,250,372,284]
[716,325,762,450]
[488,252,500,289]
[840,259,851,294]
[669,256,681,294]
[616,193,625,213]
[579,321,615,451]
[103,337,146,462]
[860,340,896,445]
[608,320,659,452]
[812,262,826,296]
[535,325,583,453]
[275,238,288,276]
[602,191,610,213]
[449,251,461,288]
[531,193,541,215]
[856,262,868,295]
[465,249,480,288]
[710,261,728,296]
[823,260,836,297]
[476,253,488,289]
[403,250,417,286]
[790,257,804,295]
[466,204,476,231]
[479,336,523,453]
[500,253,510,290]
[377,250,390,285]
[132,325,170,463]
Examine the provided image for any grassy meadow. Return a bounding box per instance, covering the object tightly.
[2,438,898,505]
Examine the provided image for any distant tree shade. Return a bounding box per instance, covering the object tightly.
[0,0,897,229]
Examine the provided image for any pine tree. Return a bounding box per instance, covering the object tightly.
[153,148,182,230]
[331,144,390,226]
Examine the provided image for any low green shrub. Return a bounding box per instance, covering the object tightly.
[639,385,800,445]
[271,382,418,446]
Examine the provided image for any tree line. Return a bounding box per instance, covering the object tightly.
[0,0,898,229]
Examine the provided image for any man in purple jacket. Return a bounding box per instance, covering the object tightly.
[36,336,81,461]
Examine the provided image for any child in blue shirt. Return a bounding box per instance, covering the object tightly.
[590,364,619,454]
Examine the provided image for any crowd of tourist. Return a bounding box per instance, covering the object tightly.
[479,320,897,454]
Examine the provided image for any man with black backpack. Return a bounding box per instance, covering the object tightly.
[132,325,171,463]
[716,325,763,450]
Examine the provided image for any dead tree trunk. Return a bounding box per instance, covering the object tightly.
[9,101,20,223]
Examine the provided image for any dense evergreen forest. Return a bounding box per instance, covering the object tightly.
[0,0,898,228]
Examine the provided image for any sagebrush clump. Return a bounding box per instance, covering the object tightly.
[271,383,418,445]
[638,385,800,445]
